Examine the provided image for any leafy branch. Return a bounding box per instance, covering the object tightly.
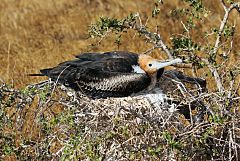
[89,13,174,59]
[203,0,240,93]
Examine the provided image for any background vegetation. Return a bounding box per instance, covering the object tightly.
[0,0,240,160]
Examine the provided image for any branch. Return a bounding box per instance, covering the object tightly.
[203,58,225,93]
[212,1,240,57]
[124,13,174,59]
[206,1,240,93]
[133,24,174,59]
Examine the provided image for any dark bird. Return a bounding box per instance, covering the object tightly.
[30,51,182,98]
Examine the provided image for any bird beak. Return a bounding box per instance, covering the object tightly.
[155,58,182,69]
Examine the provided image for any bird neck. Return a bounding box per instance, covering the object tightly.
[147,72,157,91]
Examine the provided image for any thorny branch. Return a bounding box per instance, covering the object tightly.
[212,1,240,56]
[132,2,240,93]
[128,5,238,94]
[131,13,174,59]
[204,1,240,93]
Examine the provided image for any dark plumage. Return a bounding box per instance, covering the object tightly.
[31,51,182,98]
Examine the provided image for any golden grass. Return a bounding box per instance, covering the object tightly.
[0,0,239,92]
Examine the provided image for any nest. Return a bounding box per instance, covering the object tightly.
[1,70,239,160]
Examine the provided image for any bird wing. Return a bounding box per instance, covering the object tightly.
[41,65,150,98]
[75,51,138,62]
[74,68,150,98]
[39,55,149,98]
[41,56,139,77]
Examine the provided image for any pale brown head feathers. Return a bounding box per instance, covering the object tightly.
[138,55,158,75]
[138,54,182,75]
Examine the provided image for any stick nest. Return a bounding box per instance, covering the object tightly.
[0,70,239,160]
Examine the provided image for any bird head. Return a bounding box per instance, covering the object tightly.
[138,54,182,76]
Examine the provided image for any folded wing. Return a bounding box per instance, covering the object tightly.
[40,52,150,98]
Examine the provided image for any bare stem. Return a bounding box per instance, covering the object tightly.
[125,13,174,59]
[212,1,240,57]
[133,24,174,59]
[207,1,240,93]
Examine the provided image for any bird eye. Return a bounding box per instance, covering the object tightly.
[148,63,152,67]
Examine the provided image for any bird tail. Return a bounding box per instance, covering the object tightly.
[28,68,52,76]
[27,73,45,76]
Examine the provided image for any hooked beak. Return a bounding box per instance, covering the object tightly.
[155,58,182,69]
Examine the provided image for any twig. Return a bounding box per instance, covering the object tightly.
[126,13,174,59]
[133,24,174,59]
[143,45,158,54]
[174,63,192,68]
[212,1,240,57]
[204,1,240,93]
[203,58,224,93]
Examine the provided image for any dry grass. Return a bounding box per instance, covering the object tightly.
[0,0,156,87]
[1,0,239,90]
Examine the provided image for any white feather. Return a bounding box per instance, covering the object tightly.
[132,65,146,74]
